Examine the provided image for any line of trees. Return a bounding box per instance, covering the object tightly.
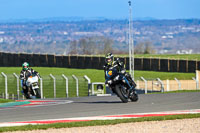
[134,42,156,54]
[0,35,155,55]
[68,37,155,55]
[68,36,113,55]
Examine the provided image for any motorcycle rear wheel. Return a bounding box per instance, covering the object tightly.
[130,93,138,102]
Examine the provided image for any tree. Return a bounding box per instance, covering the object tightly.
[103,38,113,54]
[144,42,156,54]
[135,43,145,54]
[69,40,78,54]
[135,42,156,54]
[79,38,88,54]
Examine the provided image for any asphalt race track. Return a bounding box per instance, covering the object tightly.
[0,92,200,123]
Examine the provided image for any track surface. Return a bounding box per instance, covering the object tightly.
[0,92,200,123]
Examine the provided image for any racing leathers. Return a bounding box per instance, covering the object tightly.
[20,68,39,96]
[104,58,136,88]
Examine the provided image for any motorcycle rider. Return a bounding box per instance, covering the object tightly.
[104,53,136,87]
[104,53,125,74]
[20,62,40,98]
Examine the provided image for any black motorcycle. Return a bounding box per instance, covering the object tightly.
[105,67,138,103]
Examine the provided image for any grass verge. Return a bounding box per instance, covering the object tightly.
[0,99,14,103]
[86,54,200,60]
[0,113,200,132]
[116,54,200,60]
[0,67,195,81]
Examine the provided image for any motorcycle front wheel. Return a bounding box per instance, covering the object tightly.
[114,84,128,103]
[33,89,41,98]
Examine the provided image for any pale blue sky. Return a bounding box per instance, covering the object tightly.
[0,0,199,20]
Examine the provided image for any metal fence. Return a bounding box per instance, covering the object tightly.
[136,77,199,94]
[0,72,89,99]
[0,72,199,99]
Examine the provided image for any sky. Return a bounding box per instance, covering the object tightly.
[0,0,200,21]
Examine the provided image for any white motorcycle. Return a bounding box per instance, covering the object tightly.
[25,73,41,99]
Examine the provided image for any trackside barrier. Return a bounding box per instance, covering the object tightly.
[196,70,200,90]
[72,75,79,97]
[62,74,69,98]
[2,72,200,98]
[13,73,20,99]
[157,78,164,92]
[195,71,199,90]
[192,77,199,90]
[1,72,8,99]
[175,78,182,90]
[166,80,170,92]
[39,77,43,99]
[141,77,147,94]
[91,82,105,95]
[136,80,140,89]
[50,74,56,98]
[83,75,91,96]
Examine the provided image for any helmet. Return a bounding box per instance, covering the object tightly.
[105,53,114,65]
[22,62,29,70]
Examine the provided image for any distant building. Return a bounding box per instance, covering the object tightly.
[176,49,193,54]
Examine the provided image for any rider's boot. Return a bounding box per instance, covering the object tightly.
[125,73,136,88]
[22,86,31,99]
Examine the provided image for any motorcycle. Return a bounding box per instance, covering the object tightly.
[25,72,41,99]
[105,67,138,103]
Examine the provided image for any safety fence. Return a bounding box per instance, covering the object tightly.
[136,77,199,94]
[0,72,90,99]
[0,72,199,100]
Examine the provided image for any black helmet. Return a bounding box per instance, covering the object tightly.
[105,53,114,65]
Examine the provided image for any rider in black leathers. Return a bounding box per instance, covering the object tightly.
[103,53,135,87]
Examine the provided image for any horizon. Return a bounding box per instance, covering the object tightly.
[1,17,200,23]
[0,0,200,22]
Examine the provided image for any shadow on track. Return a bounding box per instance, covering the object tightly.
[75,101,123,104]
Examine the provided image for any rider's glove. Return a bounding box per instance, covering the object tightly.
[107,80,112,85]
[105,80,112,85]
[121,69,126,74]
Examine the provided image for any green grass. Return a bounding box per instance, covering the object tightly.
[0,99,14,103]
[82,54,200,60]
[0,67,195,81]
[115,54,200,61]
[0,67,195,98]
[135,54,200,60]
[0,113,200,132]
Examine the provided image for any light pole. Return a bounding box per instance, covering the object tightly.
[128,1,134,79]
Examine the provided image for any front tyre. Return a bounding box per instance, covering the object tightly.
[34,89,41,98]
[115,84,128,103]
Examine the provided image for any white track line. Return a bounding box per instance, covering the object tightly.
[0,109,200,127]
